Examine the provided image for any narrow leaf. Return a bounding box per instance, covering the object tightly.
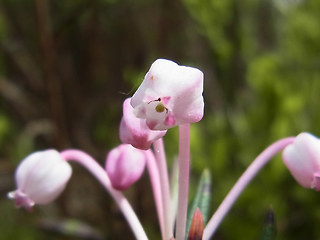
[37,218,103,240]
[187,208,204,240]
[185,169,211,239]
[260,208,276,240]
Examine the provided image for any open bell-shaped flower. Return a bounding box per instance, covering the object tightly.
[120,98,167,150]
[105,144,146,191]
[131,59,204,130]
[282,132,320,191]
[7,150,72,211]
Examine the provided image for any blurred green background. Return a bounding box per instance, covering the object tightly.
[1,0,320,239]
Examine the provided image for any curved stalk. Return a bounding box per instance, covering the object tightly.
[203,137,295,240]
[60,149,148,240]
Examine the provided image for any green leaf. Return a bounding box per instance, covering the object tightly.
[185,169,212,239]
[260,208,276,240]
[37,218,103,240]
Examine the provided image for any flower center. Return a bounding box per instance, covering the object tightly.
[155,102,166,113]
[148,98,169,114]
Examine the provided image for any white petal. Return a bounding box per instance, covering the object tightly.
[283,132,320,188]
[15,150,72,205]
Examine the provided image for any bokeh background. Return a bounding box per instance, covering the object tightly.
[1,0,320,239]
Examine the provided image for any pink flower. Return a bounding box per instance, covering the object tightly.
[105,144,146,191]
[120,98,167,150]
[7,150,72,211]
[131,59,204,130]
[282,132,320,191]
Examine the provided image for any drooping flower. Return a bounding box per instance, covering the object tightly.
[7,150,72,211]
[131,59,204,130]
[105,144,146,191]
[120,98,167,150]
[282,132,320,191]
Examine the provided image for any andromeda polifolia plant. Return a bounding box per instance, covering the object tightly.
[8,59,320,240]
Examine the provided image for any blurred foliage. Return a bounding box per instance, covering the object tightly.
[0,0,320,239]
[260,208,276,240]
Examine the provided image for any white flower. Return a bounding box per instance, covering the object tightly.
[282,132,320,191]
[7,149,72,210]
[131,59,204,130]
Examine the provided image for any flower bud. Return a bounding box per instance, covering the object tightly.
[282,132,320,191]
[187,208,204,240]
[7,150,72,211]
[120,98,167,150]
[131,59,204,130]
[106,144,146,191]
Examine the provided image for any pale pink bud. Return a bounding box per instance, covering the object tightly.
[282,132,320,191]
[105,144,146,191]
[120,98,167,150]
[131,59,204,130]
[7,150,72,211]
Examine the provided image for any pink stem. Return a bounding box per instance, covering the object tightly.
[153,139,173,240]
[176,124,190,240]
[145,149,165,239]
[60,149,148,240]
[203,137,295,240]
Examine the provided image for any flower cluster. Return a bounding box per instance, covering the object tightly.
[7,59,320,240]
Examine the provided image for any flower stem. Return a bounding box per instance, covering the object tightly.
[202,137,295,240]
[176,124,191,240]
[153,139,173,240]
[60,149,148,240]
[145,149,165,239]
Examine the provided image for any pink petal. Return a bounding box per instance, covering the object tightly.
[106,144,146,191]
[131,59,204,130]
[282,132,320,189]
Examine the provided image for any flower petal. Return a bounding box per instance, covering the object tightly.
[131,59,204,130]
[106,144,146,191]
[120,98,167,150]
[9,149,72,209]
[282,132,320,189]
